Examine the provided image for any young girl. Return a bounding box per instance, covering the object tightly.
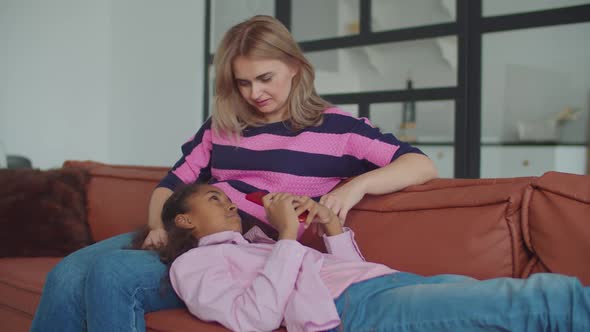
[163,183,590,332]
[32,15,437,331]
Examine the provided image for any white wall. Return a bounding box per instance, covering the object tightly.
[0,0,111,169]
[211,0,274,50]
[109,0,205,166]
[0,0,205,169]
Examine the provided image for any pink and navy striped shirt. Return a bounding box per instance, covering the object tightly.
[158,107,423,234]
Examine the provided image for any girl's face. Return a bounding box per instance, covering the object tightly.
[232,55,298,123]
[176,185,242,239]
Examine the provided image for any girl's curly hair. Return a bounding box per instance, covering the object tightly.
[130,183,202,267]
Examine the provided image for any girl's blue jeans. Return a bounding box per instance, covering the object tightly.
[332,272,590,332]
[30,232,184,332]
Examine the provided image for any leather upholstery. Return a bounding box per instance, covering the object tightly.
[1,161,588,332]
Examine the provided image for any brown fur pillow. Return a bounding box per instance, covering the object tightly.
[0,167,93,257]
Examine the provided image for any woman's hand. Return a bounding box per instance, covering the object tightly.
[292,196,335,226]
[263,193,301,240]
[294,196,343,236]
[319,154,438,227]
[320,179,366,225]
[142,228,168,249]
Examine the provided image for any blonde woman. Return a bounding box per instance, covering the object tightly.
[32,15,437,331]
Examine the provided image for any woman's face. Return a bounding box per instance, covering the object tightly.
[177,185,242,239]
[232,55,297,123]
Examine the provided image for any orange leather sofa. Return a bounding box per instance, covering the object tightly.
[1,160,589,332]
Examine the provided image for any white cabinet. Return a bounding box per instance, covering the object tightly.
[415,145,587,179]
[481,146,588,178]
[415,145,454,178]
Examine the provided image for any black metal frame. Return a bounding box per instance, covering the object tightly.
[203,0,590,178]
[202,0,211,125]
[274,0,291,30]
[456,0,481,178]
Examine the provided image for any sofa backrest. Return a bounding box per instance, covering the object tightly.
[300,177,536,280]
[64,161,590,283]
[64,161,167,242]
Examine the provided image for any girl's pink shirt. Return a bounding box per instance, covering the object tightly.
[169,227,396,332]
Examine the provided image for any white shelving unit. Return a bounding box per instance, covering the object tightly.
[417,145,589,179]
[481,145,588,178]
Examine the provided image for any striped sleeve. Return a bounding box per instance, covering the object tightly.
[345,116,425,171]
[158,118,213,190]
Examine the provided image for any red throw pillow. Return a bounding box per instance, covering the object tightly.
[0,167,93,257]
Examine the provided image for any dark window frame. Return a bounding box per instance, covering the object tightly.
[203,0,590,178]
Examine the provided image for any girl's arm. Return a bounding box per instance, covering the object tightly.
[294,195,365,261]
[170,242,306,331]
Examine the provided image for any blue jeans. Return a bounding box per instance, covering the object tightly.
[331,272,590,332]
[30,233,184,332]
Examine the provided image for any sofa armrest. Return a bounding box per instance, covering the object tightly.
[521,171,590,285]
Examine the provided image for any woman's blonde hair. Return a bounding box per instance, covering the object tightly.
[212,15,331,137]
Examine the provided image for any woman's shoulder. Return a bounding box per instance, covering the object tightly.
[314,106,372,132]
[322,106,371,124]
[322,106,355,118]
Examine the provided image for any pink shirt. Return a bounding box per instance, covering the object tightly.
[169,227,396,332]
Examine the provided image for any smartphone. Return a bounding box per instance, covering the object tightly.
[245,191,308,223]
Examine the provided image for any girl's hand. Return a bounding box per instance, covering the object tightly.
[320,180,366,225]
[263,193,300,240]
[142,228,168,249]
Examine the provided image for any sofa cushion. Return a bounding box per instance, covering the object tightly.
[64,161,168,242]
[0,257,61,318]
[145,309,286,332]
[302,177,534,280]
[521,171,590,285]
[146,309,232,332]
[0,305,33,332]
[0,168,91,257]
[521,256,550,278]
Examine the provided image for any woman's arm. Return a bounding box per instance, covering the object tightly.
[350,152,438,195]
[322,153,438,222]
[141,187,173,248]
[144,119,215,248]
[147,187,173,230]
